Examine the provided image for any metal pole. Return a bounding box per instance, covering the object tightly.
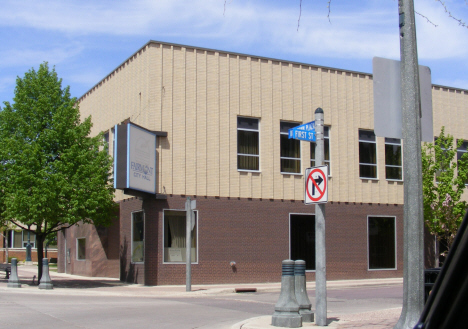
[26,225,32,263]
[394,0,425,328]
[186,197,192,292]
[314,107,327,326]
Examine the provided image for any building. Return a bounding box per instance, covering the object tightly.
[57,40,468,285]
[1,228,58,263]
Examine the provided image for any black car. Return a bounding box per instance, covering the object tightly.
[414,209,468,329]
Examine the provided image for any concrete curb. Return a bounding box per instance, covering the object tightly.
[230,315,344,328]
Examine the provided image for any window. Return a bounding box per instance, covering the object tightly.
[457,140,468,185]
[7,230,36,249]
[434,137,448,183]
[290,214,315,270]
[163,210,198,263]
[132,211,144,263]
[385,138,402,180]
[13,231,22,248]
[359,130,377,179]
[311,126,330,172]
[77,238,86,260]
[281,122,301,174]
[368,216,396,270]
[22,231,36,248]
[103,131,110,153]
[237,117,259,171]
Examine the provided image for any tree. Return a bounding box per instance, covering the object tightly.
[422,127,468,266]
[0,63,117,281]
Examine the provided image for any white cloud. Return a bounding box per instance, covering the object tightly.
[68,70,109,87]
[2,0,464,61]
[0,44,84,68]
[0,0,226,36]
[1,0,467,63]
[1,0,467,98]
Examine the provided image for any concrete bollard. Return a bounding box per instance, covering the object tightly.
[272,260,302,328]
[7,258,21,288]
[294,260,314,322]
[38,258,53,290]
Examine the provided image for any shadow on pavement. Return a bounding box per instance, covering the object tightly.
[0,270,132,289]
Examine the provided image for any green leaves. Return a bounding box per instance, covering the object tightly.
[0,63,116,236]
[422,127,468,256]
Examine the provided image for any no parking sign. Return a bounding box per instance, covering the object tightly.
[305,166,328,205]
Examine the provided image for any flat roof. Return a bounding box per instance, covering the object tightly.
[79,39,468,101]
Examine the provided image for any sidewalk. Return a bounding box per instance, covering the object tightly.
[1,264,403,328]
[231,308,402,329]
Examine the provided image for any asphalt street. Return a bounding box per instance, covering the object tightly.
[0,265,403,329]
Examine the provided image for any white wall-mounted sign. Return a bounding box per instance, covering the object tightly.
[127,124,156,193]
[114,122,157,195]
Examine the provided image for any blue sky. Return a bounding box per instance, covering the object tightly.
[1,0,468,106]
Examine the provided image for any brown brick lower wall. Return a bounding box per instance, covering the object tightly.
[57,216,120,278]
[58,195,438,285]
[120,196,406,285]
[0,249,58,263]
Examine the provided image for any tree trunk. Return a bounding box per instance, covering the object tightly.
[36,234,45,283]
[435,236,439,268]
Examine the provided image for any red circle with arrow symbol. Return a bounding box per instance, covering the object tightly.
[306,168,327,202]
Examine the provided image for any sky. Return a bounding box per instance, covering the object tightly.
[1,0,468,106]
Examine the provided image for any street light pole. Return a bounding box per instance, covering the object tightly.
[394,0,425,328]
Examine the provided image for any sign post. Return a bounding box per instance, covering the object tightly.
[313,108,327,326]
[186,197,196,292]
[288,108,328,326]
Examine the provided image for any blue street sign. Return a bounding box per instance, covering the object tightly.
[288,121,316,142]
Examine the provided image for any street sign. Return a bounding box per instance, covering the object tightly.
[373,56,433,142]
[288,121,316,142]
[305,166,328,204]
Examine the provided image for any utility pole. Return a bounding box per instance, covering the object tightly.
[314,107,327,326]
[394,0,425,328]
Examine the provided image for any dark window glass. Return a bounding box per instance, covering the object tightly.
[132,211,144,263]
[385,167,402,181]
[290,214,315,270]
[359,130,376,142]
[311,126,330,171]
[359,142,376,164]
[368,217,396,269]
[103,132,110,154]
[385,138,402,180]
[359,130,377,179]
[237,117,259,130]
[77,238,86,260]
[281,122,301,173]
[237,117,259,171]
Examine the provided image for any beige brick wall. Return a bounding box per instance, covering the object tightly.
[432,86,468,202]
[78,41,468,204]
